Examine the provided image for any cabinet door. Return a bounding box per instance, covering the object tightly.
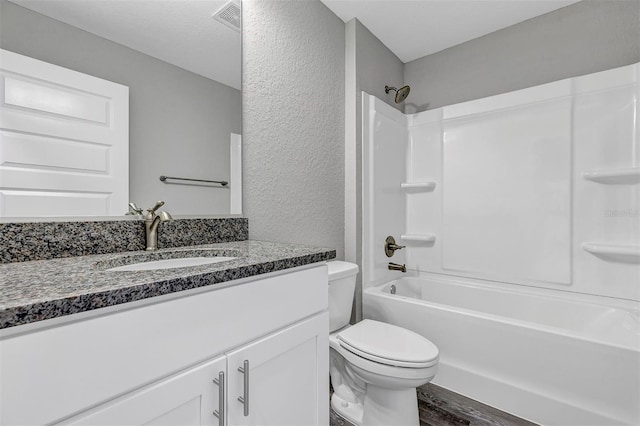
[63,356,227,426]
[226,313,329,426]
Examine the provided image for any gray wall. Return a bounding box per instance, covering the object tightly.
[346,19,404,320]
[405,0,640,112]
[242,0,345,258]
[0,0,241,215]
[355,20,405,112]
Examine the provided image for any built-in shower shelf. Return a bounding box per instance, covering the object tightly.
[582,167,640,184]
[401,182,436,192]
[582,243,640,262]
[401,234,436,244]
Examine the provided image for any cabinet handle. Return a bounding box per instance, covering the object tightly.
[237,360,249,416]
[213,371,225,426]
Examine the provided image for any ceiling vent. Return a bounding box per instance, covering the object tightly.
[213,1,241,33]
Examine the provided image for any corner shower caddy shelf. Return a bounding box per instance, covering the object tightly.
[400,182,437,192]
[400,234,436,244]
[582,243,640,262]
[582,167,640,184]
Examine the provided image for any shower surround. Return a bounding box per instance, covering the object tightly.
[361,63,640,425]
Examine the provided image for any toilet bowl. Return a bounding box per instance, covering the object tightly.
[328,261,439,426]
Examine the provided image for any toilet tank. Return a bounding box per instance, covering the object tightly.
[327,261,359,332]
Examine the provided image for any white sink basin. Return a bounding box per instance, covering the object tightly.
[106,256,237,272]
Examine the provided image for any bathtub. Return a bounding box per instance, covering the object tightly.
[363,275,640,425]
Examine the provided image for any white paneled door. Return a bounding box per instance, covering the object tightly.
[0,49,129,217]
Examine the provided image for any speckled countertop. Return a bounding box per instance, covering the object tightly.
[0,240,335,329]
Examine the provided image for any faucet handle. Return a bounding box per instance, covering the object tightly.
[126,202,143,215]
[147,200,165,214]
[384,236,406,257]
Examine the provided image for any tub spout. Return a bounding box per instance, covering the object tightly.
[388,262,406,273]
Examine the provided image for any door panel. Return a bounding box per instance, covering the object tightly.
[0,49,129,217]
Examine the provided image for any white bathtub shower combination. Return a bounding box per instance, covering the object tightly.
[364,276,639,425]
[361,63,640,425]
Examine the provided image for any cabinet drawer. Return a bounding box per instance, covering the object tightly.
[1,264,328,425]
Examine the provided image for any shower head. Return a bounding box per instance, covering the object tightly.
[385,85,411,103]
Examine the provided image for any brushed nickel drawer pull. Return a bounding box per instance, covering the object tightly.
[213,371,225,425]
[237,360,249,416]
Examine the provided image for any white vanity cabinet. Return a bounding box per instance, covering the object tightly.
[67,355,227,426]
[0,264,329,426]
[65,314,327,426]
[225,314,326,426]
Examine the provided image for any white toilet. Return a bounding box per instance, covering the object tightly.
[328,261,439,426]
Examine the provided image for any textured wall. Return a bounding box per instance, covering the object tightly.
[242,0,345,258]
[405,0,640,112]
[0,1,241,215]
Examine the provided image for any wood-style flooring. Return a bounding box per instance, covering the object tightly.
[330,383,538,426]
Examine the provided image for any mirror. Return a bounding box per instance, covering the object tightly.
[0,0,241,218]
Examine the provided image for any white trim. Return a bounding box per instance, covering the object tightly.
[344,19,357,264]
[230,133,242,215]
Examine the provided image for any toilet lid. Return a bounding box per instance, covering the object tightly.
[337,320,439,368]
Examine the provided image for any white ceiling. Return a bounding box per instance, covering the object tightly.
[321,0,582,63]
[10,0,582,89]
[9,0,241,90]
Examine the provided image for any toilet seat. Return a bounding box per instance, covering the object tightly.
[327,261,439,426]
[337,320,439,368]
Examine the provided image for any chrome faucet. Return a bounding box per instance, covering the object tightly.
[144,201,172,251]
[388,262,406,273]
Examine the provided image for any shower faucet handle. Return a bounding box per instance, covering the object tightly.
[388,262,406,273]
[384,236,406,257]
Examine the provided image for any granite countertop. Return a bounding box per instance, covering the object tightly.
[0,240,336,329]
